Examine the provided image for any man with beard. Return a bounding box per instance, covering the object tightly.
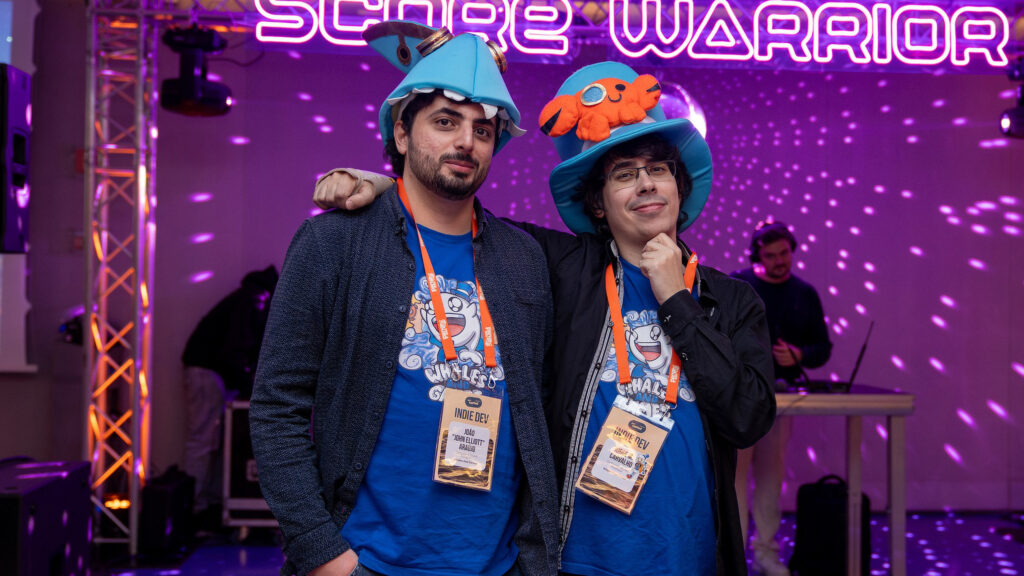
[313,62,777,576]
[249,22,559,576]
[731,221,832,576]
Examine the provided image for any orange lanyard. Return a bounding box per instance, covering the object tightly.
[397,178,497,368]
[603,252,698,406]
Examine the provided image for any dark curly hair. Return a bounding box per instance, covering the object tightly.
[574,133,693,237]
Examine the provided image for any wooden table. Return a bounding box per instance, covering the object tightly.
[776,385,915,576]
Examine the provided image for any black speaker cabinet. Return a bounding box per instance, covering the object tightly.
[139,466,195,559]
[0,63,30,253]
[0,460,91,576]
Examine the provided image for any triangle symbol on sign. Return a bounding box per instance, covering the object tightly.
[706,19,737,47]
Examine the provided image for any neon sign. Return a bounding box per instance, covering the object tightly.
[254,0,1013,69]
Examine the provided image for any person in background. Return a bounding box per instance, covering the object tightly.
[731,221,832,575]
[182,265,277,528]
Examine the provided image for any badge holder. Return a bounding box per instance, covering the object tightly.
[434,388,501,492]
[575,406,668,514]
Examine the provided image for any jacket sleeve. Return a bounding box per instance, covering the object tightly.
[250,220,351,575]
[798,287,832,369]
[657,278,776,449]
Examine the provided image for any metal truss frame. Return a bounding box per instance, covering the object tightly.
[84,0,257,554]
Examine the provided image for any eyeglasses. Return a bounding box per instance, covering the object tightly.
[605,161,677,190]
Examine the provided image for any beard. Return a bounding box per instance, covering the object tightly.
[406,145,490,201]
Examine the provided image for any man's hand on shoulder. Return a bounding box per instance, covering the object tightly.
[313,169,392,211]
[309,549,359,576]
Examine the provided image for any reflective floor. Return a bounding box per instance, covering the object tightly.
[99,513,1024,575]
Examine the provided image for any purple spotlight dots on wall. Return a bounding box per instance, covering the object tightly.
[796,261,805,270]
[190,233,213,244]
[910,246,924,257]
[312,115,326,123]
[297,92,312,101]
[891,355,905,370]
[968,258,986,270]
[947,216,961,226]
[1013,362,1024,379]
[806,446,817,463]
[976,201,997,211]
[864,206,874,215]
[952,117,967,126]
[864,262,875,272]
[229,136,250,145]
[1004,225,1021,236]
[1000,196,1019,205]
[987,400,1009,421]
[189,192,212,203]
[956,409,976,428]
[931,315,947,329]
[932,99,946,108]
[850,226,861,236]
[907,135,919,144]
[843,136,853,144]
[864,280,875,292]
[939,205,954,215]
[940,295,956,308]
[320,125,333,133]
[967,206,981,216]
[207,72,222,82]
[360,62,371,71]
[903,117,915,126]
[190,271,213,283]
[365,122,376,130]
[971,224,989,235]
[855,303,866,315]
[999,89,1017,99]
[287,50,301,59]
[902,190,914,198]
[929,357,946,373]
[875,424,888,441]
[825,220,833,228]
[874,185,885,194]
[836,261,846,270]
[944,444,963,465]
[828,285,838,296]
[880,104,891,113]
[1006,212,1021,222]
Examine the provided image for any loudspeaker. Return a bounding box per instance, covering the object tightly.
[0,459,91,576]
[0,64,30,254]
[139,465,195,560]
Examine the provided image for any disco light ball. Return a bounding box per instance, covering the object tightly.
[660,82,708,138]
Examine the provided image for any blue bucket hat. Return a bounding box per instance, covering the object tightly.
[364,21,525,154]
[541,61,712,235]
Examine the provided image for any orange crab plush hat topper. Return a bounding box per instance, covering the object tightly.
[541,61,712,235]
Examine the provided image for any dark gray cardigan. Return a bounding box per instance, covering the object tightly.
[250,188,560,576]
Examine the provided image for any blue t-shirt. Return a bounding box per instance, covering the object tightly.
[560,259,716,576]
[340,212,520,576]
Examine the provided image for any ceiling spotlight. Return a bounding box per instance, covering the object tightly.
[160,25,232,117]
[999,56,1024,138]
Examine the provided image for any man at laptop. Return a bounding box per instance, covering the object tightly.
[731,220,832,576]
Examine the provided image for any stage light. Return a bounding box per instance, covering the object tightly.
[998,56,1024,138]
[160,25,232,117]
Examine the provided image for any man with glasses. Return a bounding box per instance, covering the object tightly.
[315,61,775,575]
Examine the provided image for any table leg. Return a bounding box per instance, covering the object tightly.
[888,415,907,576]
[847,415,863,576]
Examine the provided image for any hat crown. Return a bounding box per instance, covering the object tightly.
[365,20,522,154]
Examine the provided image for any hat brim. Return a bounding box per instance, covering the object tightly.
[549,118,712,235]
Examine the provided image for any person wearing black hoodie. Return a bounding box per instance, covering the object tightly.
[181,265,277,516]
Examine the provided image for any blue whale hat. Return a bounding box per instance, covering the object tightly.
[364,21,525,154]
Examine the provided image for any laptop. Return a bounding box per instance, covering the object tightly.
[795,321,874,394]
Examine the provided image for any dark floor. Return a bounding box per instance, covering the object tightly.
[100,513,1024,575]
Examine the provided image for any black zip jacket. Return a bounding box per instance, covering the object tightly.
[511,222,776,576]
